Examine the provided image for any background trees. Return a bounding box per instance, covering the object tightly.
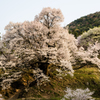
[67,11,100,38]
[77,27,100,49]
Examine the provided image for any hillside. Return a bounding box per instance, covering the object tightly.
[67,11,100,38]
[1,65,100,100]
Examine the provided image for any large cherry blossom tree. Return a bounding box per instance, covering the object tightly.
[0,7,74,90]
[0,7,100,91]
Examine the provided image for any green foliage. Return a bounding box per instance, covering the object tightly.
[67,11,100,38]
[78,27,100,49]
[81,27,100,39]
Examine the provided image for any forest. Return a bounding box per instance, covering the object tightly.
[0,7,100,100]
[68,11,100,38]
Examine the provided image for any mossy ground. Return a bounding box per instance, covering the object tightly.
[1,65,100,100]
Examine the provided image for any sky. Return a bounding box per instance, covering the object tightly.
[0,0,100,35]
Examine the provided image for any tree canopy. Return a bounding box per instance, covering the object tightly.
[67,11,100,38]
